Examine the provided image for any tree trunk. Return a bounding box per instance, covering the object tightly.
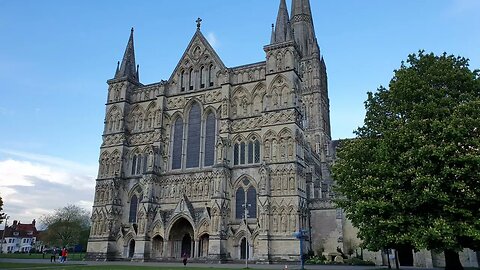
[386,249,392,269]
[444,250,463,270]
[394,250,400,270]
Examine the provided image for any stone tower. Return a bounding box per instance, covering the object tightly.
[87,0,339,262]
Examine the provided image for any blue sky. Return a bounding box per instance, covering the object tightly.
[0,0,479,225]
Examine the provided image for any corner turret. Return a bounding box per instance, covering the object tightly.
[271,0,293,44]
[114,28,139,83]
[291,0,317,58]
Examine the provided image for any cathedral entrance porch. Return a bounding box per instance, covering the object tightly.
[151,235,164,259]
[168,218,194,259]
[198,234,210,258]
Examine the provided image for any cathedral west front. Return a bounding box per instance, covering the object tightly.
[87,0,343,262]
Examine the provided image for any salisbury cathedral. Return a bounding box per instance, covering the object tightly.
[87,0,344,262]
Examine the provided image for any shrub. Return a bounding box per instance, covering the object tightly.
[344,257,375,266]
[306,255,327,265]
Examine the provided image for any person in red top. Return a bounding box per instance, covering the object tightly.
[60,247,66,263]
[64,249,68,263]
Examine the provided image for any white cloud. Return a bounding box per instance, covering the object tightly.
[0,151,96,226]
[0,159,94,191]
[0,149,97,174]
[207,32,219,49]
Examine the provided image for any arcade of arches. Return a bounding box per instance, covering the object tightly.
[129,217,210,260]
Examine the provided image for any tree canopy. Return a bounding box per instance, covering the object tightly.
[333,51,480,270]
[40,204,91,249]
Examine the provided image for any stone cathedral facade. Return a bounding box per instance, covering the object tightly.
[87,0,343,262]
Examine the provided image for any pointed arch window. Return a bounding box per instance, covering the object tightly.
[131,155,137,175]
[136,154,142,174]
[208,65,214,87]
[204,112,216,167]
[247,186,257,218]
[254,140,261,163]
[172,118,184,170]
[248,141,254,164]
[180,70,185,91]
[200,66,205,88]
[234,143,239,165]
[235,187,245,219]
[189,69,194,90]
[235,181,257,220]
[129,195,138,223]
[240,142,246,165]
[142,155,148,173]
[186,103,201,168]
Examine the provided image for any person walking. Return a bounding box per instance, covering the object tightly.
[64,248,69,263]
[50,248,57,263]
[60,247,66,263]
[182,252,188,266]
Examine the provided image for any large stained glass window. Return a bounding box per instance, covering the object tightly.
[204,112,216,166]
[172,118,183,170]
[235,187,245,219]
[186,103,201,168]
[129,195,138,223]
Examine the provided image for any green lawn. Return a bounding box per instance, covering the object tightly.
[1,262,479,270]
[0,253,86,261]
[0,263,239,270]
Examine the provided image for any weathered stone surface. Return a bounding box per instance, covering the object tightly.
[88,0,335,263]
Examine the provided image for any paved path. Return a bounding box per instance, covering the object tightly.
[0,258,442,270]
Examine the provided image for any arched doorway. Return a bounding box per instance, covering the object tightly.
[151,235,164,259]
[199,234,209,257]
[182,234,192,257]
[169,218,194,258]
[128,239,135,258]
[240,237,249,260]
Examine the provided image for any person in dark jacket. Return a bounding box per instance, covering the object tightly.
[50,248,57,263]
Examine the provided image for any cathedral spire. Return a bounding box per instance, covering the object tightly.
[115,27,138,82]
[271,0,292,44]
[291,0,316,57]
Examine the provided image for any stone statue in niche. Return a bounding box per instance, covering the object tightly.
[241,97,248,116]
[276,53,283,71]
[221,97,228,117]
[215,136,224,164]
[147,148,155,170]
[259,163,270,193]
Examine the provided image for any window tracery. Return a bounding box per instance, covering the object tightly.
[233,136,261,166]
[235,178,257,220]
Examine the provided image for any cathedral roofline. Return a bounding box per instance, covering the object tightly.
[230,61,266,71]
[168,27,227,83]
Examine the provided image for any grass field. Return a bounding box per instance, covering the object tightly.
[0,261,479,270]
[0,263,243,270]
[0,253,85,261]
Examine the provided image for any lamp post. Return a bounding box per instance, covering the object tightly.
[1,215,9,254]
[242,203,251,268]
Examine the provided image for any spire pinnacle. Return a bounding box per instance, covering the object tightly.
[270,24,275,44]
[115,27,138,82]
[291,0,316,57]
[115,61,120,77]
[271,0,292,44]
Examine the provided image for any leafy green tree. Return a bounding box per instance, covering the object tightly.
[40,204,91,248]
[333,51,480,270]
